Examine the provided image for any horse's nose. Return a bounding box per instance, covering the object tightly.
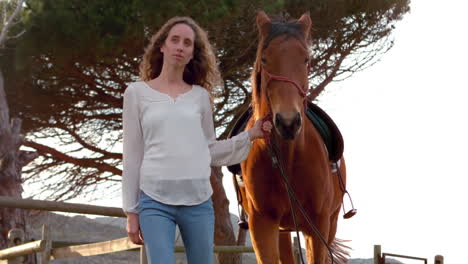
[274,112,302,140]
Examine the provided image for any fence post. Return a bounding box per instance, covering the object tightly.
[6,228,24,264]
[139,245,148,264]
[40,225,51,264]
[293,236,301,264]
[373,245,381,264]
[434,255,443,264]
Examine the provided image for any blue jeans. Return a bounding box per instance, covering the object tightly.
[138,191,214,264]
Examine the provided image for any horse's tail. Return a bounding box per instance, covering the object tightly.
[329,238,351,264]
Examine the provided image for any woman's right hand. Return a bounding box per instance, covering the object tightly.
[248,118,273,140]
[126,213,144,245]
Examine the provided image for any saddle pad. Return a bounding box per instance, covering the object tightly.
[226,101,344,175]
[306,101,344,163]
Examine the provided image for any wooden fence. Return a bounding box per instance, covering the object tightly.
[0,196,256,264]
[1,197,445,264]
[373,245,444,264]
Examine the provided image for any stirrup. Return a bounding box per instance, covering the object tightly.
[238,219,249,229]
[342,191,357,219]
[237,204,249,229]
[343,209,357,219]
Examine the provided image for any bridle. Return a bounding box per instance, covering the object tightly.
[262,66,309,99]
[259,64,310,142]
[261,64,310,112]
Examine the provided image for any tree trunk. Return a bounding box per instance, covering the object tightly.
[0,68,37,253]
[210,166,241,264]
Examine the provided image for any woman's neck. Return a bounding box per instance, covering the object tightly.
[158,62,185,85]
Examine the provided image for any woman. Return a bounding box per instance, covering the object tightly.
[122,16,271,264]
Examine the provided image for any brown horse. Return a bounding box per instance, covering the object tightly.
[239,11,349,264]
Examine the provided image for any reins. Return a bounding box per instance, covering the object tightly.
[259,65,335,264]
[264,132,335,264]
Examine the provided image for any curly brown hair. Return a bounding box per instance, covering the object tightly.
[139,16,221,95]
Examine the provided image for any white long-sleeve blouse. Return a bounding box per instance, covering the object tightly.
[122,82,252,213]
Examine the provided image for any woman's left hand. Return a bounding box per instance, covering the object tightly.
[248,118,273,140]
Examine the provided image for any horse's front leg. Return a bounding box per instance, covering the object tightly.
[249,212,281,264]
[279,232,294,264]
[304,215,330,264]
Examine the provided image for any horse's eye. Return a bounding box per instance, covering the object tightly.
[261,57,267,65]
[304,58,310,64]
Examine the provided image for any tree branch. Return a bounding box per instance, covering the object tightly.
[23,140,122,176]
[0,0,24,47]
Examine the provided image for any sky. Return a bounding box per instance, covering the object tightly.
[22,0,467,263]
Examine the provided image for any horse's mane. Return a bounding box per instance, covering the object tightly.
[251,15,311,118]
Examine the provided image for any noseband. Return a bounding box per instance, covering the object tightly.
[262,67,309,98]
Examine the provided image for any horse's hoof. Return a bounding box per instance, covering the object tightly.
[238,220,249,229]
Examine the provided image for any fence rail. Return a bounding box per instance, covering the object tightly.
[0,240,46,260]
[51,237,139,259]
[0,196,125,217]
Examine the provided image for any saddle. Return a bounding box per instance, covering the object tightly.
[227,101,344,175]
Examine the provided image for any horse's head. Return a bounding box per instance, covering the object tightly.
[252,11,311,140]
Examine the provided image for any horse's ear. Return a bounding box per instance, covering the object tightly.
[256,11,272,38]
[296,12,312,39]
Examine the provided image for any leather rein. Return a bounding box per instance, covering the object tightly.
[259,65,337,264]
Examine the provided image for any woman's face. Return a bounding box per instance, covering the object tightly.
[161,23,195,67]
